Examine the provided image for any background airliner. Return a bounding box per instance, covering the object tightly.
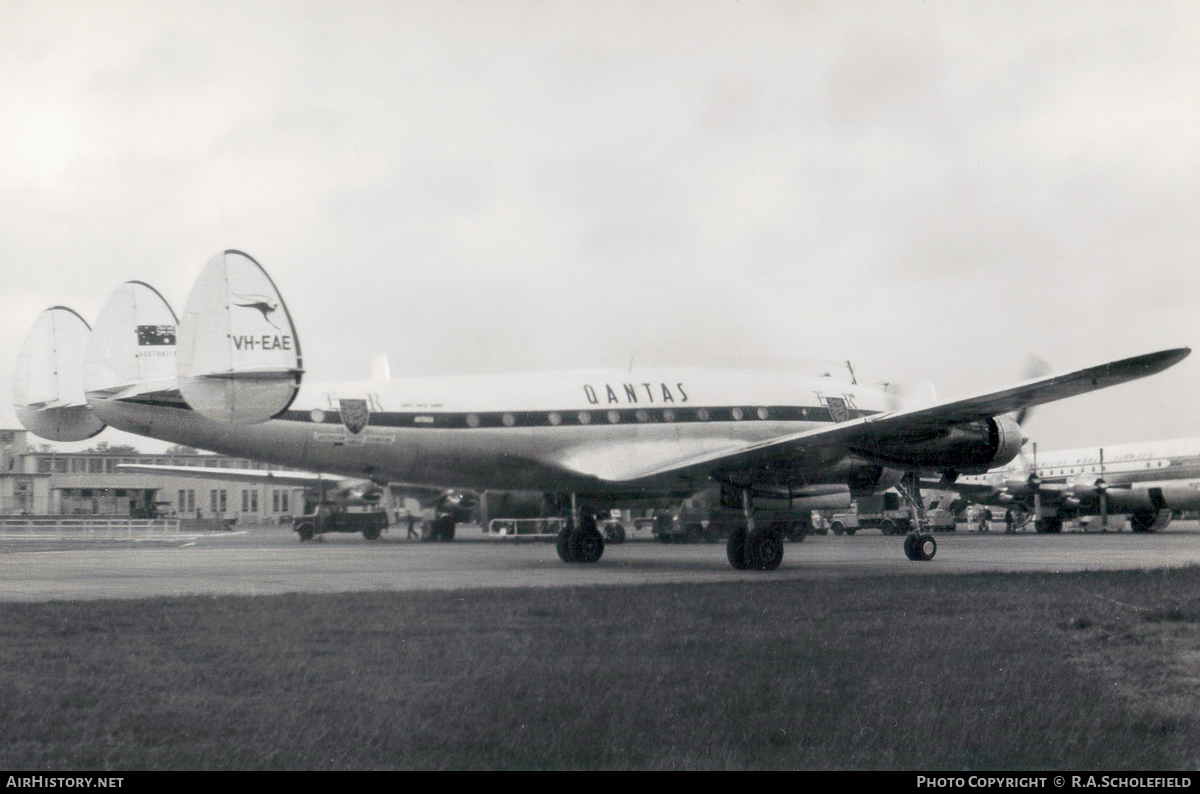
[12,251,1189,570]
[933,438,1200,533]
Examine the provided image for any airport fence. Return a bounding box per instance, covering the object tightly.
[0,516,193,539]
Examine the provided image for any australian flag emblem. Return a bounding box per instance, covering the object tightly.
[136,325,176,346]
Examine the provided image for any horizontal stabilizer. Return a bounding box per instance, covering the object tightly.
[84,281,179,406]
[177,250,303,424]
[13,307,107,441]
[117,462,332,488]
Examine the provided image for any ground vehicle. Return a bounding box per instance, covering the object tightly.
[827,491,957,535]
[294,504,390,541]
[652,485,815,543]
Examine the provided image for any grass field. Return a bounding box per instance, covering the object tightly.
[2,566,1199,770]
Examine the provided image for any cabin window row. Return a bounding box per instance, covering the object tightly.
[461,406,783,428]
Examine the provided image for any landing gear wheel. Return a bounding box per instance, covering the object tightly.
[726,526,750,570]
[904,532,937,561]
[1035,517,1063,534]
[746,528,784,571]
[603,523,626,544]
[570,526,605,563]
[432,515,456,541]
[556,527,576,563]
[296,522,314,542]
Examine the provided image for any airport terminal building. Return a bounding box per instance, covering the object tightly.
[0,429,306,523]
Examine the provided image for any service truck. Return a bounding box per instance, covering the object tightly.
[651,484,830,543]
[294,503,390,541]
[827,491,957,535]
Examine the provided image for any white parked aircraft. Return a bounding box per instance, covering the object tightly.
[12,251,1190,569]
[930,438,1200,533]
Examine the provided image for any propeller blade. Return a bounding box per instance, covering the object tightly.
[1100,447,1108,528]
[1014,355,1054,426]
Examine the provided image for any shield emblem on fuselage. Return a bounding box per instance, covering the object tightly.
[339,398,370,435]
[824,396,850,423]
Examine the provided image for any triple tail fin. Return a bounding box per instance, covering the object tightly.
[176,250,303,424]
[13,307,107,441]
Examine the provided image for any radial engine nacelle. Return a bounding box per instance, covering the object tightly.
[330,482,386,506]
[853,415,1024,473]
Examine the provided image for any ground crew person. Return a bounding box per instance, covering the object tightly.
[406,512,418,539]
[1005,509,1014,533]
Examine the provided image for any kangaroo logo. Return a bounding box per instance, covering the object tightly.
[231,293,282,330]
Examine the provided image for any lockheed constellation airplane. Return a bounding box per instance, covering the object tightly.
[928,438,1200,533]
[12,250,1190,569]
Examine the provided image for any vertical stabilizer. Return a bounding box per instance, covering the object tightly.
[176,250,303,423]
[13,307,107,441]
[84,281,179,403]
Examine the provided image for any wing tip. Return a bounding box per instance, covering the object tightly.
[1127,346,1190,374]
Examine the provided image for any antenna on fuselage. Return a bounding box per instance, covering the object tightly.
[845,360,857,385]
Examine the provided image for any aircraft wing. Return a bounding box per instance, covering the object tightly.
[594,347,1189,483]
[916,478,1000,499]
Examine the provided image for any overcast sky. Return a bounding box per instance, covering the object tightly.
[2,0,1198,455]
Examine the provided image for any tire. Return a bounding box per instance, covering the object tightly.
[1129,509,1158,533]
[556,527,576,563]
[830,521,845,536]
[295,522,315,542]
[879,519,897,536]
[787,521,807,543]
[904,532,920,560]
[915,533,937,561]
[746,528,784,571]
[362,525,381,541]
[726,527,750,570]
[845,527,857,536]
[686,524,704,544]
[604,524,626,544]
[432,515,456,541]
[1035,517,1063,534]
[569,526,605,563]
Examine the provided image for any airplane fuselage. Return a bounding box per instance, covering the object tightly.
[96,368,899,500]
[960,437,1200,515]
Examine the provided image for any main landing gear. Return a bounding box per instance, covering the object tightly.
[556,502,605,564]
[724,489,786,571]
[726,525,785,570]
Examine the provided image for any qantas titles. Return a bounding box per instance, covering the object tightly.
[583,382,689,405]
